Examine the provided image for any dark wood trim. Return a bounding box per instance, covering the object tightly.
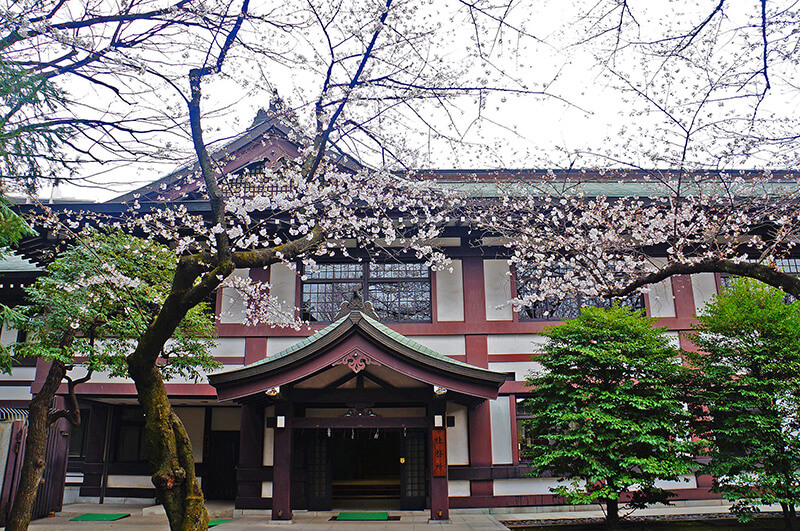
[236,403,266,506]
[271,402,292,520]
[509,394,519,466]
[236,466,272,482]
[293,417,428,429]
[217,316,699,338]
[462,257,486,323]
[500,381,529,394]
[288,388,431,404]
[671,275,695,320]
[244,338,267,365]
[488,354,537,362]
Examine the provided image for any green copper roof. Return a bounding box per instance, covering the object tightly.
[221,311,476,374]
[357,312,476,370]
[243,314,351,369]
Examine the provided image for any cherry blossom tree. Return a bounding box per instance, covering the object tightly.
[470,1,800,308]
[4,230,215,531]
[16,1,555,529]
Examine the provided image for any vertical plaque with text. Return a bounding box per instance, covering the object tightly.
[432,428,447,477]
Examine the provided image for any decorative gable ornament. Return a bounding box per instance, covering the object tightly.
[333,348,379,373]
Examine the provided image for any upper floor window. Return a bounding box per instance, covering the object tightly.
[516,265,644,321]
[301,262,431,323]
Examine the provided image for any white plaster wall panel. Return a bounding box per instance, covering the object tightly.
[654,475,697,490]
[261,481,273,498]
[691,273,718,316]
[435,260,464,322]
[488,361,543,382]
[483,260,513,321]
[173,408,205,463]
[263,405,275,466]
[0,323,17,346]
[207,338,246,360]
[406,335,466,357]
[490,397,513,464]
[66,364,237,386]
[448,480,471,497]
[446,404,469,466]
[65,472,84,484]
[494,477,567,496]
[647,278,676,318]
[664,331,681,350]
[269,263,297,308]
[211,407,242,431]
[487,334,547,355]
[0,367,36,381]
[219,268,249,324]
[267,337,304,357]
[0,387,31,400]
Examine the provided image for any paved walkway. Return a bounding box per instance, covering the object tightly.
[19,500,781,530]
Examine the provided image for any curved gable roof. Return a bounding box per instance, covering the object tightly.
[209,311,512,401]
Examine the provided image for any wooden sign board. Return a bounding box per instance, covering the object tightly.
[432,428,447,477]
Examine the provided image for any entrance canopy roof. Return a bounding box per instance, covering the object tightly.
[209,311,512,403]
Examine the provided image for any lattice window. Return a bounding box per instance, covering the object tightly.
[306,430,328,500]
[301,262,431,323]
[516,398,547,463]
[403,429,426,498]
[516,269,645,321]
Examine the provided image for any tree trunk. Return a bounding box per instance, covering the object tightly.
[6,360,67,531]
[128,353,208,531]
[605,498,620,530]
[781,502,795,531]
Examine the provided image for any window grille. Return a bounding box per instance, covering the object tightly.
[301,262,431,323]
[516,398,543,462]
[515,265,644,321]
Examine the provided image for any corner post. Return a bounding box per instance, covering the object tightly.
[271,401,292,521]
[430,400,449,521]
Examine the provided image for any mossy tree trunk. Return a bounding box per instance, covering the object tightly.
[5,360,66,531]
[6,357,87,531]
[128,351,208,531]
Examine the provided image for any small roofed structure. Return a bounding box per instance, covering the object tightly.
[208,311,511,519]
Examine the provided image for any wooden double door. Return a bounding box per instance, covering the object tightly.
[294,428,427,510]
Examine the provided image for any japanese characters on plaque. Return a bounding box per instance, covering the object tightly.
[432,428,447,477]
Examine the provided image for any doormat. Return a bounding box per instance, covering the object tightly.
[69,513,130,521]
[209,519,231,527]
[332,512,399,521]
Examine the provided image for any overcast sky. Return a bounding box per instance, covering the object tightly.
[39,0,798,202]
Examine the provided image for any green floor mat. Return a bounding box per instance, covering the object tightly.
[336,512,389,521]
[209,519,231,527]
[69,513,130,521]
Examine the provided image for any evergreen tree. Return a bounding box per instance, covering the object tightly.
[689,278,800,531]
[523,305,697,528]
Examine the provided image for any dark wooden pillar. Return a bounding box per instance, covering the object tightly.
[271,401,292,521]
[236,401,265,509]
[430,400,449,520]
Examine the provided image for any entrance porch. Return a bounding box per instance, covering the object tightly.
[208,311,511,521]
